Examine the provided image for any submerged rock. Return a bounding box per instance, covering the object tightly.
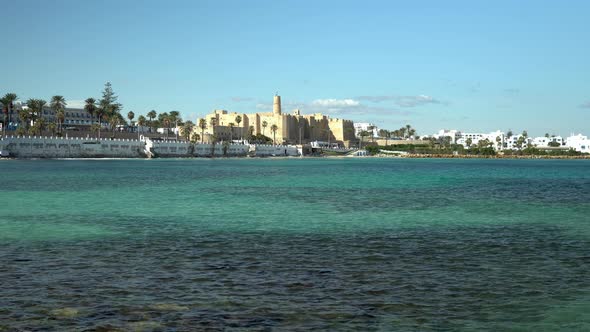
[49,307,79,318]
[149,303,189,311]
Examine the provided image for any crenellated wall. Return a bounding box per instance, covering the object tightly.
[0,136,144,158]
[0,136,297,158]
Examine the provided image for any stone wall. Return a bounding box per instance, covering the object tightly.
[0,136,258,158]
[0,136,144,158]
[251,144,299,157]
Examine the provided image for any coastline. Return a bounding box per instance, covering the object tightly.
[377,153,590,160]
[2,153,590,161]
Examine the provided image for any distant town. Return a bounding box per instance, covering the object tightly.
[1,83,589,158]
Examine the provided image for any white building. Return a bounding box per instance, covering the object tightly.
[531,136,564,148]
[433,129,462,144]
[456,130,505,150]
[565,134,590,153]
[504,134,533,150]
[354,123,378,137]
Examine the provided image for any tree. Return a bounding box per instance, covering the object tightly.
[169,111,182,139]
[516,136,525,150]
[85,98,97,123]
[127,111,135,130]
[209,117,217,142]
[522,130,528,138]
[228,122,235,141]
[506,130,513,138]
[25,99,38,127]
[98,82,122,137]
[137,115,147,140]
[18,109,30,131]
[496,136,502,151]
[51,95,67,133]
[545,133,550,138]
[108,112,125,137]
[158,112,170,139]
[235,115,242,140]
[47,122,57,136]
[147,110,157,132]
[2,93,18,131]
[270,124,278,144]
[99,82,121,118]
[31,118,45,136]
[262,120,268,136]
[466,137,472,148]
[378,129,390,145]
[181,120,195,141]
[359,130,369,148]
[198,118,207,143]
[248,125,255,139]
[367,125,375,142]
[405,124,412,138]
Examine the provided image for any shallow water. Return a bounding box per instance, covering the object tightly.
[1,158,589,331]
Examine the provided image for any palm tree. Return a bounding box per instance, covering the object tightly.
[248,125,254,139]
[127,111,135,132]
[228,122,235,141]
[378,129,390,145]
[2,93,18,130]
[169,111,181,139]
[359,130,369,149]
[465,137,472,148]
[50,96,67,133]
[37,99,47,126]
[18,109,30,132]
[47,122,57,136]
[85,98,97,123]
[95,106,105,138]
[137,115,146,140]
[181,120,195,141]
[56,109,65,134]
[147,110,157,132]
[32,118,45,136]
[262,120,268,136]
[367,125,375,142]
[235,115,242,140]
[159,112,170,139]
[198,118,207,143]
[496,136,502,151]
[270,124,278,144]
[25,99,38,127]
[405,124,412,138]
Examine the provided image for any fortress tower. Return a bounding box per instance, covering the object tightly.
[273,94,282,115]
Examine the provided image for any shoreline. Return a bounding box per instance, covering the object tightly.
[379,153,590,160]
[2,153,590,161]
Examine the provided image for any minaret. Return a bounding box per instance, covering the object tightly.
[273,94,282,115]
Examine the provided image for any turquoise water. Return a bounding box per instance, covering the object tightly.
[1,158,589,331]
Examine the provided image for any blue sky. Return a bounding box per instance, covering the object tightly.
[2,0,589,136]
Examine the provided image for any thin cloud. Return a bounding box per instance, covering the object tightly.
[356,94,446,107]
[231,97,254,102]
[65,100,86,108]
[311,98,360,107]
[579,101,590,108]
[256,98,412,117]
[503,88,520,95]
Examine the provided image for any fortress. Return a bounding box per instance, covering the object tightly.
[198,95,356,146]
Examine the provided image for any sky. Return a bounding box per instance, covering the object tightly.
[2,0,589,136]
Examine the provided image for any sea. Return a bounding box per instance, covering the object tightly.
[0,158,589,331]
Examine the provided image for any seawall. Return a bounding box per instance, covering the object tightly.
[0,136,300,158]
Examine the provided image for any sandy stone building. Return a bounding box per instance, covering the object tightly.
[197,95,356,146]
